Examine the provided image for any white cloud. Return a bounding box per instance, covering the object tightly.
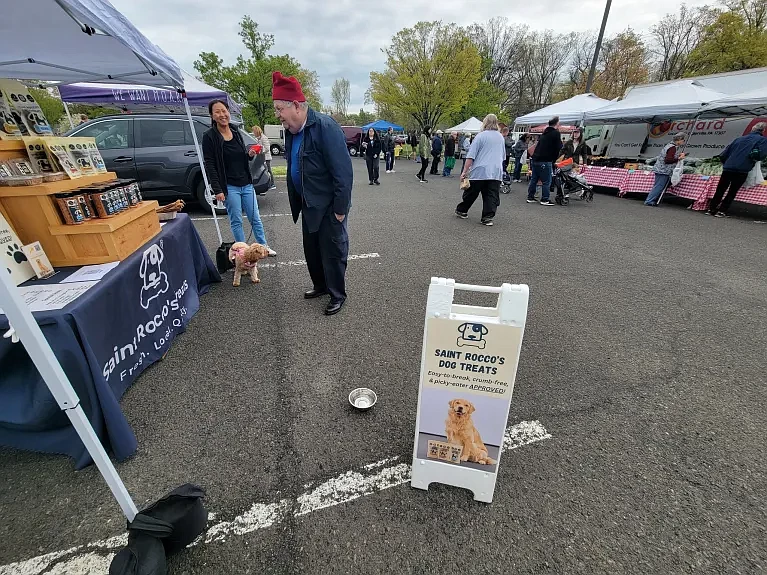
[111,0,718,111]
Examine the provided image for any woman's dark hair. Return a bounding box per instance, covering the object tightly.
[520,133,527,142]
[422,126,431,137]
[208,99,229,117]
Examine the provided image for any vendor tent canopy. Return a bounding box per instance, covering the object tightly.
[1,0,182,87]
[59,71,243,121]
[362,119,403,132]
[514,93,611,126]
[698,87,767,118]
[446,117,482,133]
[583,80,728,124]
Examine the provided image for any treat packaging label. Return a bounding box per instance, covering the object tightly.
[22,241,55,279]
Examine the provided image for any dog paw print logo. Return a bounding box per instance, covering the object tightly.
[6,243,27,264]
[139,243,169,309]
[456,322,488,349]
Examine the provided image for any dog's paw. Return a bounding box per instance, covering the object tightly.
[252,278,260,284]
[232,281,241,287]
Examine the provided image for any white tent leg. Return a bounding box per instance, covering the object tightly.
[0,270,138,522]
[183,94,222,245]
[63,100,75,130]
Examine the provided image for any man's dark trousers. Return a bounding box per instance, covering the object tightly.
[708,169,749,214]
[430,152,440,174]
[302,210,348,303]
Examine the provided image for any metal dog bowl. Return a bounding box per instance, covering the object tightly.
[349,388,377,411]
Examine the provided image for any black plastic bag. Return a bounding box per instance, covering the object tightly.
[109,533,167,575]
[216,242,234,274]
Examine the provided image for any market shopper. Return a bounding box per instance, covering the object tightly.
[502,126,514,175]
[442,132,457,177]
[273,71,353,316]
[561,129,589,165]
[363,127,381,185]
[252,125,276,190]
[383,126,396,173]
[527,116,562,205]
[511,134,527,182]
[455,114,506,226]
[430,130,443,175]
[202,99,276,256]
[707,123,767,217]
[417,127,431,182]
[645,133,686,207]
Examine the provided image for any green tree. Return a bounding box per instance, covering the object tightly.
[369,21,482,129]
[445,53,507,127]
[686,10,767,75]
[194,16,322,128]
[29,87,64,128]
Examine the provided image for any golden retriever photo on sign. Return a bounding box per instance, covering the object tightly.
[445,399,496,465]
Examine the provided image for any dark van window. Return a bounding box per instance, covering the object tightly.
[136,119,189,148]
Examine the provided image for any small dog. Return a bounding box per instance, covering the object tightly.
[228,242,269,286]
[445,399,496,465]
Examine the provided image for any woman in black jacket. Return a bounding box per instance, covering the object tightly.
[362,127,381,185]
[202,99,274,254]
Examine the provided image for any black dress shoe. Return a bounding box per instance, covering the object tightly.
[324,300,345,315]
[304,288,328,299]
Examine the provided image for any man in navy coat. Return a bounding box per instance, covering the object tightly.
[273,71,353,315]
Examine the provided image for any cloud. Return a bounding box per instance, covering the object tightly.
[111,0,716,111]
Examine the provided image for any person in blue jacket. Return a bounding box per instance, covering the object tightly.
[429,130,443,175]
[708,122,767,217]
[272,71,353,316]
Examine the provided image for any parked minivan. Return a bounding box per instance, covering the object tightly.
[66,113,270,214]
[264,124,285,156]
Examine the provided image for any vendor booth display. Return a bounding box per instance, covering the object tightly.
[446,117,483,134]
[514,93,611,126]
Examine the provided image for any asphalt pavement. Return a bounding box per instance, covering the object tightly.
[1,155,766,574]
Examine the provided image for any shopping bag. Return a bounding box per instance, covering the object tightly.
[520,150,528,164]
[670,160,684,187]
[460,177,471,190]
[744,161,764,189]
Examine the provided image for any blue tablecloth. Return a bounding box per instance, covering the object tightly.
[0,214,220,468]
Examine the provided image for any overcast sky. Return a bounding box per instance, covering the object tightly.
[111,0,715,112]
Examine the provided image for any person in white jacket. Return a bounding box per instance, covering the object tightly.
[252,125,276,190]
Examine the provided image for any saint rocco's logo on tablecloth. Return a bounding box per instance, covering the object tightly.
[101,238,190,382]
[139,243,169,309]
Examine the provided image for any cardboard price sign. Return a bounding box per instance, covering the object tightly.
[411,278,528,503]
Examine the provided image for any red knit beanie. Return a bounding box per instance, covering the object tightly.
[272,71,306,102]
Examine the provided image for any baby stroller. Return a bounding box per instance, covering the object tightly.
[500,168,512,194]
[552,159,594,205]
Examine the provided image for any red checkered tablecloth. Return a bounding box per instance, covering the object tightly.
[668,175,712,202]
[621,170,656,196]
[691,176,767,210]
[581,166,629,190]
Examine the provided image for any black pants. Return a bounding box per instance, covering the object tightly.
[265,159,274,187]
[365,155,379,183]
[417,157,429,180]
[502,156,509,175]
[709,170,748,214]
[302,211,348,303]
[456,179,501,220]
[430,152,440,174]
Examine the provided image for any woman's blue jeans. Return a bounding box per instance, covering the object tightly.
[645,173,670,206]
[226,184,267,244]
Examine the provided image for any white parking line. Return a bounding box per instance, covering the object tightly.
[259,252,380,269]
[0,420,550,575]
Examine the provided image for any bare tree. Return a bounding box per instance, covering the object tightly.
[650,5,708,81]
[724,0,767,30]
[330,77,351,117]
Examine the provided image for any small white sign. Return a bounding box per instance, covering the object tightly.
[0,212,35,286]
[411,278,529,503]
[60,261,119,284]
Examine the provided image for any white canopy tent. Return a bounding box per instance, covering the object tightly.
[0,0,218,525]
[583,80,728,124]
[698,87,767,118]
[446,117,483,133]
[514,93,612,126]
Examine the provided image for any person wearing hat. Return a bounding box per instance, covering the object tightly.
[645,132,686,206]
[272,71,353,316]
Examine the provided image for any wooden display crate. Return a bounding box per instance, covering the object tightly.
[0,144,160,266]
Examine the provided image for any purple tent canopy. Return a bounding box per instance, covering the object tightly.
[58,71,243,120]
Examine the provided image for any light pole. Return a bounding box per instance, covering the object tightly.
[586,0,612,93]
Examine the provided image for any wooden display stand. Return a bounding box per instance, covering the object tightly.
[0,140,160,266]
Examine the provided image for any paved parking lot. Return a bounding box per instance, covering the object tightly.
[1,156,766,574]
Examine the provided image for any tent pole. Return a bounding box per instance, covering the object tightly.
[0,270,138,522]
[63,100,75,130]
[183,94,222,244]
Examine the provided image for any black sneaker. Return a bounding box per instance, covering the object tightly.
[480,219,493,226]
[714,211,726,218]
[455,210,468,219]
[540,200,556,206]
[526,198,537,203]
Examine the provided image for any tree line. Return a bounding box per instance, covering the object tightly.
[367,0,767,130]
